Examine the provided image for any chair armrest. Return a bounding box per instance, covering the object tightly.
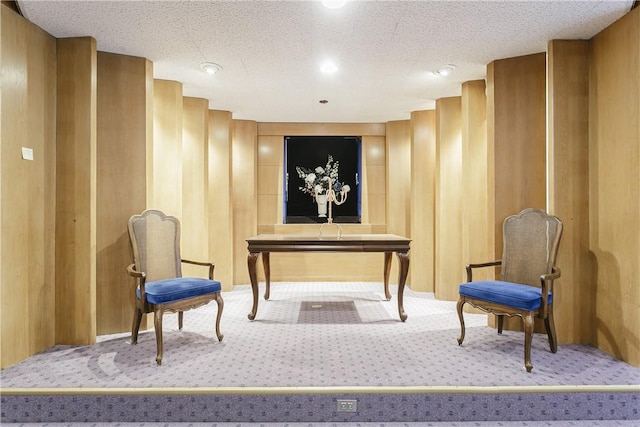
[182,259,215,280]
[127,263,147,305]
[539,266,561,317]
[127,263,145,279]
[466,260,502,282]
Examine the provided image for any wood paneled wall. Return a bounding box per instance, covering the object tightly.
[182,97,210,278]
[55,37,97,345]
[410,110,436,292]
[2,3,639,370]
[152,80,183,218]
[0,6,57,368]
[547,40,593,345]
[435,97,464,301]
[254,123,390,282]
[486,53,547,330]
[588,8,640,366]
[232,120,258,285]
[96,52,151,334]
[386,120,411,237]
[208,110,234,290]
[487,53,547,256]
[461,81,493,282]
[361,135,387,226]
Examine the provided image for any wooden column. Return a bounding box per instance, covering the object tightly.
[96,52,151,334]
[547,40,592,345]
[435,97,463,301]
[487,53,547,255]
[208,110,234,290]
[1,6,56,367]
[486,52,547,330]
[588,8,640,366]
[232,120,258,285]
[461,80,493,281]
[55,37,97,344]
[410,110,436,292]
[152,79,183,218]
[182,97,210,278]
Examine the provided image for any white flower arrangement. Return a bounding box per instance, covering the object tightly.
[296,154,349,196]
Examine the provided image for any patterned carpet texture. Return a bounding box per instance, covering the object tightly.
[2,282,639,389]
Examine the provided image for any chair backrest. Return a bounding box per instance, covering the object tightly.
[128,209,182,282]
[500,208,563,287]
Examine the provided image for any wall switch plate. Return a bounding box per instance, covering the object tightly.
[21,147,34,161]
[337,399,357,412]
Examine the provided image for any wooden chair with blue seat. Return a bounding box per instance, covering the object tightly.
[127,209,224,365]
[456,208,563,372]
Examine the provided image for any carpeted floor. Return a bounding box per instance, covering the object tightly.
[2,282,639,389]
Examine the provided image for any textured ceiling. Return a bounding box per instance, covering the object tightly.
[18,0,634,123]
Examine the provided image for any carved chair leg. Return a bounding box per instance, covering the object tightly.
[545,309,558,353]
[497,315,504,334]
[523,312,534,373]
[456,299,466,345]
[178,311,184,330]
[215,293,224,341]
[154,307,164,366]
[131,308,143,345]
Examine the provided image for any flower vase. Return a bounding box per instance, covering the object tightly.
[315,194,328,217]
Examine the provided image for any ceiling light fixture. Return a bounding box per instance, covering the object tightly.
[322,0,346,9]
[320,61,338,73]
[200,62,222,75]
[434,64,455,76]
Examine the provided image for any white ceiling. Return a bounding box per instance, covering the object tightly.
[18,0,634,123]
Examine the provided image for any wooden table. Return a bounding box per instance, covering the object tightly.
[246,234,411,321]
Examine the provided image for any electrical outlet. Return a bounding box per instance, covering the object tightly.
[337,399,357,412]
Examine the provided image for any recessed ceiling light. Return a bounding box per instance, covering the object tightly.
[320,61,338,73]
[322,0,346,9]
[434,64,455,76]
[200,62,222,74]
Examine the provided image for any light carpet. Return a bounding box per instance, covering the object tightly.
[1,282,639,389]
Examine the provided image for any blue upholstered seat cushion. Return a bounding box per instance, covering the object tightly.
[459,281,552,311]
[137,278,222,305]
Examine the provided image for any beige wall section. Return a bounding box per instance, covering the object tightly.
[55,37,97,345]
[410,110,436,292]
[547,40,594,345]
[182,97,210,278]
[232,120,258,285]
[461,80,493,281]
[589,8,640,366]
[96,52,151,335]
[152,80,183,218]
[435,97,463,301]
[208,110,234,290]
[0,6,57,368]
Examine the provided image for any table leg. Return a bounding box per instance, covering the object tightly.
[262,251,271,300]
[247,252,260,320]
[396,251,410,322]
[383,252,392,300]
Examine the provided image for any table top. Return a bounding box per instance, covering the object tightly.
[246,233,411,252]
[247,233,410,242]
